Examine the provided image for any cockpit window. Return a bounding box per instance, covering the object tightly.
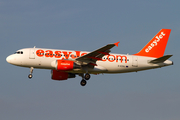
[15,51,23,54]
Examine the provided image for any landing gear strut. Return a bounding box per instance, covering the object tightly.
[80,73,91,86]
[28,67,34,79]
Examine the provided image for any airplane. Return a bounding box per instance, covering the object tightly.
[6,29,173,86]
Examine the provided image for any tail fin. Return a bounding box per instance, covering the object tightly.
[134,29,171,58]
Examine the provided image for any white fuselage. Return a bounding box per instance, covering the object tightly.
[6,48,173,74]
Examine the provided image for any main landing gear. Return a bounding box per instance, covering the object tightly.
[80,73,91,86]
[28,67,34,79]
[80,80,87,86]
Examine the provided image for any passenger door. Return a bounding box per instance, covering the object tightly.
[29,48,35,59]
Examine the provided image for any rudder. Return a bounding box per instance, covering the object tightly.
[134,29,171,58]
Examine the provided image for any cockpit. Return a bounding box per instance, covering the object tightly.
[14,51,23,54]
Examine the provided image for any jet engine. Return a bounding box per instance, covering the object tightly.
[51,70,76,80]
[55,60,80,71]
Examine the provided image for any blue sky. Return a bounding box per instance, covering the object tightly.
[1,0,180,120]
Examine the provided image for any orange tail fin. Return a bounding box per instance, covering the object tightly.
[134,29,171,58]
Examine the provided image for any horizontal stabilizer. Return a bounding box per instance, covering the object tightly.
[149,55,173,64]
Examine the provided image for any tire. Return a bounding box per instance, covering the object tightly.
[28,74,33,79]
[84,73,90,80]
[80,80,87,86]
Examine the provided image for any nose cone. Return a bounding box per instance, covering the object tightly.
[6,55,11,63]
[6,55,14,64]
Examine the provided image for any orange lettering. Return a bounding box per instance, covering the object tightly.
[81,53,87,56]
[71,51,80,59]
[36,49,128,64]
[45,50,53,58]
[116,55,127,63]
[36,50,44,57]
[54,51,61,58]
[62,51,72,59]
[101,55,107,61]
[107,55,115,62]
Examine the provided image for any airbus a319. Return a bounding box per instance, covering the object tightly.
[6,29,173,86]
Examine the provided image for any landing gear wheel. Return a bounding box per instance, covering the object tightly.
[28,74,33,79]
[80,80,87,86]
[84,73,90,80]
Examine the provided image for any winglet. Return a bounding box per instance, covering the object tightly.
[114,41,120,47]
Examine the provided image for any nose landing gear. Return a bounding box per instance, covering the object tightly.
[28,67,34,79]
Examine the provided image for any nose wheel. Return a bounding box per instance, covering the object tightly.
[80,73,91,86]
[28,74,33,79]
[28,67,34,79]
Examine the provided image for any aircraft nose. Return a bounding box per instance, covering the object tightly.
[6,54,22,66]
[6,55,13,64]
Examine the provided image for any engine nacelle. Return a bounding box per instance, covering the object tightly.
[56,60,75,71]
[51,70,76,80]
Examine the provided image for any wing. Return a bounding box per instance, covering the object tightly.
[75,42,120,65]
